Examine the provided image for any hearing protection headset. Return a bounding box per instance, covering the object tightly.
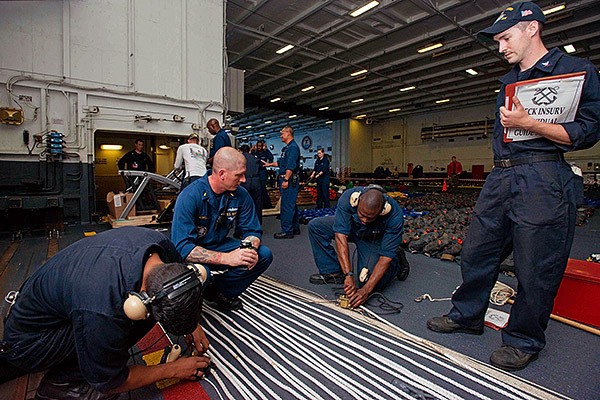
[123,263,210,321]
[349,184,392,216]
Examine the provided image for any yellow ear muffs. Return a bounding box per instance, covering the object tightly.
[350,187,392,216]
[380,200,392,216]
[123,292,151,320]
[349,191,361,207]
[187,263,209,283]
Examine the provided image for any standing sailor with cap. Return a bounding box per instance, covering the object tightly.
[175,133,208,190]
[427,2,600,371]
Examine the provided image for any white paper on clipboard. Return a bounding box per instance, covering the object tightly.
[504,72,586,142]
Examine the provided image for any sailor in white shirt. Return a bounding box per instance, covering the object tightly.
[174,133,208,189]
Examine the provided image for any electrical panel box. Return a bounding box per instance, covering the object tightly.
[47,130,64,158]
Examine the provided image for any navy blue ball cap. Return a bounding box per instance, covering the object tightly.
[477,2,546,41]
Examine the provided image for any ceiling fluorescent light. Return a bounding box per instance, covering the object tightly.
[100,144,123,150]
[399,85,416,92]
[351,98,364,103]
[389,108,401,112]
[355,114,367,119]
[265,120,272,124]
[435,99,450,104]
[289,114,297,118]
[563,44,576,53]
[245,125,252,129]
[259,134,266,137]
[543,4,566,15]
[270,97,281,103]
[417,42,443,53]
[465,68,478,76]
[350,69,368,77]
[350,1,379,17]
[494,89,500,93]
[276,44,294,54]
[318,106,329,111]
[301,85,315,92]
[326,120,333,124]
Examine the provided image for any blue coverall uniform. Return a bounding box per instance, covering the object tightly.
[209,128,232,160]
[0,227,177,393]
[308,188,404,291]
[241,151,262,223]
[171,175,272,298]
[278,139,301,235]
[251,148,274,208]
[313,156,331,209]
[447,48,600,354]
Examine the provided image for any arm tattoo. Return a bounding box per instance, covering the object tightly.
[186,246,223,265]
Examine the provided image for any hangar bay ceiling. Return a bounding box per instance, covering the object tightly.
[225,0,600,140]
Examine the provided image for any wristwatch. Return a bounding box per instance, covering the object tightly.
[239,240,258,251]
[283,178,289,182]
[345,271,354,277]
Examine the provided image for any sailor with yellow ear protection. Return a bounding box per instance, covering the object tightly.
[308,185,410,309]
[0,227,213,396]
[124,263,210,321]
[348,184,392,216]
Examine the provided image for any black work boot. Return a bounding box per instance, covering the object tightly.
[35,374,118,400]
[204,283,243,311]
[426,316,483,335]
[396,247,410,281]
[309,272,345,285]
[490,345,539,371]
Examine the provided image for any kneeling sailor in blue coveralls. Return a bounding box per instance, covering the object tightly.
[308,185,410,308]
[0,227,211,398]
[172,147,273,311]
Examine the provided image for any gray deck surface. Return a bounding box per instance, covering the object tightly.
[0,202,599,399]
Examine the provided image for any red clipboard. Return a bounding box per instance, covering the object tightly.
[503,71,587,142]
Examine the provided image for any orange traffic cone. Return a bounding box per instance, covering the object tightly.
[442,179,447,192]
